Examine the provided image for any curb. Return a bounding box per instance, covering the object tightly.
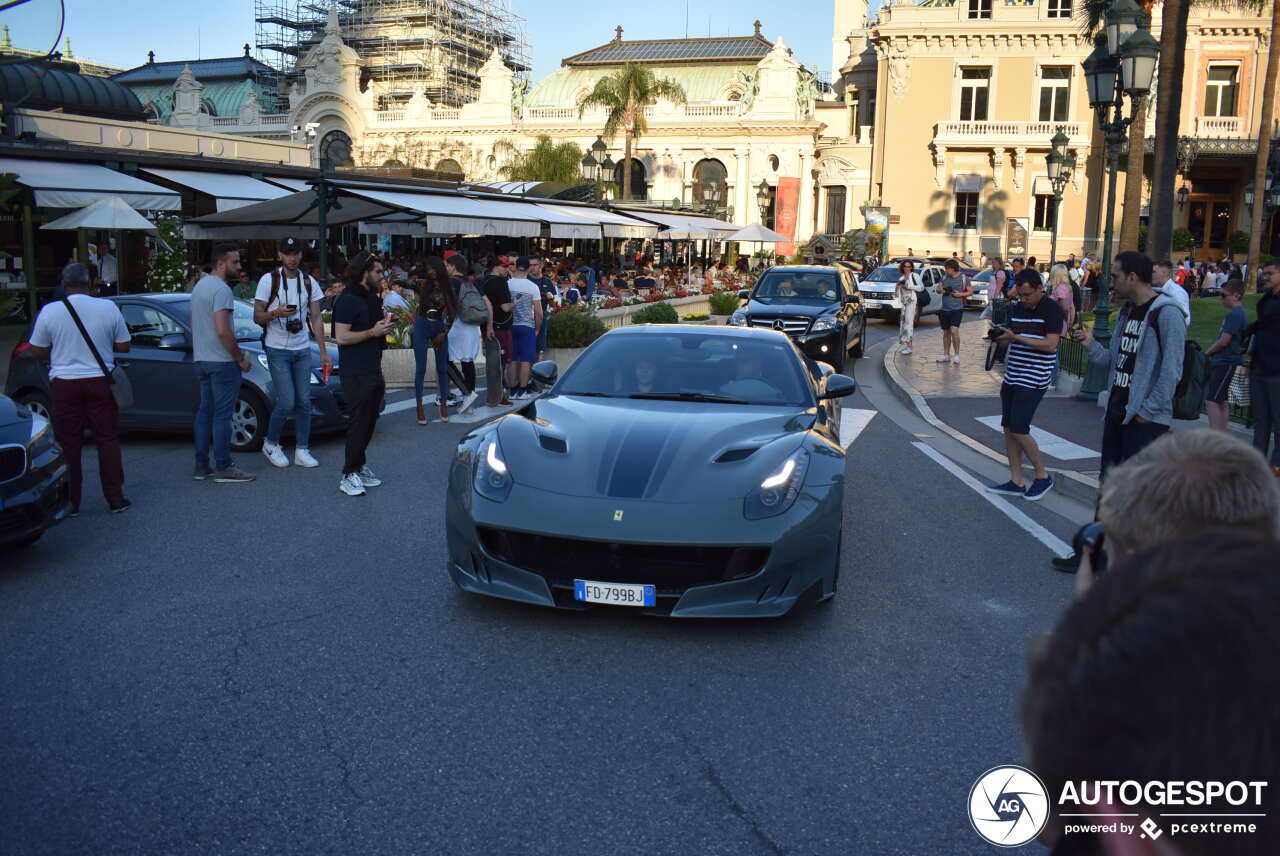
[881,340,1100,507]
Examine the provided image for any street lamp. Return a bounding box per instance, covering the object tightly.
[1078,1,1155,402]
[1177,185,1190,208]
[756,179,770,222]
[1045,130,1075,266]
[580,149,598,183]
[600,153,615,198]
[702,177,722,213]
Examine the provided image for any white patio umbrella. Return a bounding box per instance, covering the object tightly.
[726,223,789,269]
[39,196,159,232]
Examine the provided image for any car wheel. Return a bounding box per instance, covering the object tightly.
[16,390,52,421]
[230,388,268,452]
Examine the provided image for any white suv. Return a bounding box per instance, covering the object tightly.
[856,263,946,320]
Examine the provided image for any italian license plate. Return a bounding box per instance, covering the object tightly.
[574,579,656,607]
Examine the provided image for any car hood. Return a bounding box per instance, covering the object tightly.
[0,395,35,437]
[747,299,837,316]
[495,395,811,502]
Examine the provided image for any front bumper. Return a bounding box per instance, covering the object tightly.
[965,292,990,309]
[795,328,845,363]
[446,480,843,618]
[307,381,351,431]
[0,447,70,547]
[858,291,900,314]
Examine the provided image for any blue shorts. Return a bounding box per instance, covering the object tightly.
[939,309,964,329]
[511,325,536,362]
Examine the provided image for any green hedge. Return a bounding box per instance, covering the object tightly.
[709,290,741,316]
[630,301,679,324]
[547,309,607,348]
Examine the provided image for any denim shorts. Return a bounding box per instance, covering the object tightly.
[1000,382,1046,435]
[939,309,965,329]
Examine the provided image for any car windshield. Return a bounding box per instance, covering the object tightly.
[864,265,904,284]
[972,269,993,281]
[168,299,266,342]
[557,332,813,407]
[752,270,839,302]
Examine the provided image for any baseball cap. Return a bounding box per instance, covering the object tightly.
[515,256,530,269]
[278,237,303,253]
[498,255,513,266]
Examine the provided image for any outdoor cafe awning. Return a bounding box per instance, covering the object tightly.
[0,157,180,211]
[534,203,659,239]
[139,168,294,212]
[620,208,741,239]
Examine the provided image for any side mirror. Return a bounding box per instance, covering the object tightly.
[530,359,558,386]
[737,290,750,301]
[817,374,856,400]
[156,332,191,350]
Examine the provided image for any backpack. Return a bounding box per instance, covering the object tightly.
[913,274,930,309]
[259,267,313,343]
[1151,307,1207,420]
[457,278,489,325]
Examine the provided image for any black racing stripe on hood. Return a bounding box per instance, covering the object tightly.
[605,421,675,498]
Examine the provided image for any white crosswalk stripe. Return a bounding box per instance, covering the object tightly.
[974,416,1099,460]
[840,408,877,449]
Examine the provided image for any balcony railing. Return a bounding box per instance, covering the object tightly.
[1194,115,1246,138]
[934,120,1088,146]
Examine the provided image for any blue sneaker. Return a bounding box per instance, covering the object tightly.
[987,480,1025,496]
[1024,476,1055,501]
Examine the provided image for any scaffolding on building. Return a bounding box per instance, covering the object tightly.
[254,0,530,107]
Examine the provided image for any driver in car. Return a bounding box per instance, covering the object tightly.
[777,279,796,297]
[720,351,779,400]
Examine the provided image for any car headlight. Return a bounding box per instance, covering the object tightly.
[810,316,840,333]
[729,310,747,327]
[744,448,809,520]
[474,434,513,502]
[256,353,270,371]
[27,413,53,453]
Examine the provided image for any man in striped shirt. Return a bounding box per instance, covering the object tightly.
[987,277,1064,500]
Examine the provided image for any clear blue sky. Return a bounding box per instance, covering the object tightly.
[5,0,864,84]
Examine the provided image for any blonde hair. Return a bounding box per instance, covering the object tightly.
[1099,429,1280,557]
[1049,265,1070,290]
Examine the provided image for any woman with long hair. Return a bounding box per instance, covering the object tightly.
[412,256,461,424]
[895,259,924,355]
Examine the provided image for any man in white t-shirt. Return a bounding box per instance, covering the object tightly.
[1153,259,1191,326]
[252,236,330,468]
[505,256,544,399]
[383,277,411,313]
[27,262,132,514]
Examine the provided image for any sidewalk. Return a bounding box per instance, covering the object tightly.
[884,319,1252,501]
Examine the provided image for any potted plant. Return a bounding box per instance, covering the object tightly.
[546,306,606,373]
[708,289,741,324]
[379,304,418,388]
[629,301,679,325]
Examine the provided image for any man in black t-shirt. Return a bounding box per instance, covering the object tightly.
[482,259,514,407]
[331,252,392,496]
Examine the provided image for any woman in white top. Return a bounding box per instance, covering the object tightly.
[895,259,924,355]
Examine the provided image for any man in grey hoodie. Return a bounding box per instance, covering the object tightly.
[1052,250,1186,573]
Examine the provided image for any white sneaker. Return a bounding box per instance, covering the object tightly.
[262,441,289,468]
[459,390,479,413]
[951,355,961,365]
[294,448,319,468]
[338,473,366,496]
[899,346,913,355]
[356,466,382,487]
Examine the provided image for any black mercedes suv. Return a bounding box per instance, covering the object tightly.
[728,265,866,371]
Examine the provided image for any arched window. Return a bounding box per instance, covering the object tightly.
[319,129,354,168]
[436,158,464,177]
[383,158,406,167]
[727,91,741,102]
[612,158,647,200]
[691,158,728,209]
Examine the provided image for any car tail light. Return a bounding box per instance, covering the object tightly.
[10,340,32,361]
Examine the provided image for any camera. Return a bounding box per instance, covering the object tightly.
[986,325,1008,341]
[1071,522,1108,575]
[285,318,304,334]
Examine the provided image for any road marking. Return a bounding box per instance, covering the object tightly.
[839,408,877,448]
[382,392,519,424]
[974,416,1100,460]
[911,441,1072,557]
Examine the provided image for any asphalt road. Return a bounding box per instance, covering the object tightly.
[1,314,1072,855]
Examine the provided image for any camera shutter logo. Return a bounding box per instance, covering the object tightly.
[968,765,1050,847]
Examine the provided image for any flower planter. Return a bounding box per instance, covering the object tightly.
[380,347,418,389]
[708,314,730,325]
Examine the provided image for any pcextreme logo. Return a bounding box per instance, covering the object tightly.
[968,765,1051,847]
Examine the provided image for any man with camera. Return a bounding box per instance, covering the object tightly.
[253,237,330,469]
[986,276,1063,500]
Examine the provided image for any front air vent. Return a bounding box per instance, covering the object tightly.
[538,434,568,453]
[715,446,758,463]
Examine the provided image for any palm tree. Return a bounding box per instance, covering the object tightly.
[576,62,687,201]
[494,136,584,185]
[1245,0,1280,278]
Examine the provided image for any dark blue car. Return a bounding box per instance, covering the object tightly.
[0,392,70,548]
[5,293,348,452]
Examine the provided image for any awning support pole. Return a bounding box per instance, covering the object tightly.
[22,200,37,314]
